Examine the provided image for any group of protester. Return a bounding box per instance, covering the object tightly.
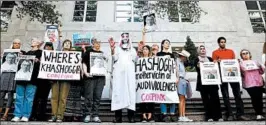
[0,28,265,123]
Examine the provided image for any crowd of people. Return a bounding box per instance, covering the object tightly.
[0,29,265,123]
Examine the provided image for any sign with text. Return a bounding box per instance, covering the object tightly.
[200,62,221,85]
[72,33,92,47]
[220,59,241,82]
[242,60,259,71]
[135,57,179,103]
[90,52,107,76]
[38,50,82,80]
[15,55,35,81]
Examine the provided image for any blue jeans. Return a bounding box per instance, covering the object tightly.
[160,104,176,115]
[14,84,37,118]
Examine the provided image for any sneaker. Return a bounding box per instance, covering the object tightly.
[218,118,224,122]
[237,115,249,121]
[256,115,265,120]
[84,115,91,123]
[56,119,62,122]
[48,116,57,122]
[11,117,20,122]
[92,116,101,123]
[20,117,29,122]
[183,117,193,122]
[207,119,214,122]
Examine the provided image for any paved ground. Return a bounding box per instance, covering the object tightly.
[0,121,265,125]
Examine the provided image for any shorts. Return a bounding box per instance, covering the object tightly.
[178,78,187,96]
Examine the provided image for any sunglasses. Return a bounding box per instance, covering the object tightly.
[241,52,249,55]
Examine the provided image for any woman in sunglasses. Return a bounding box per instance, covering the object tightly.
[239,49,265,120]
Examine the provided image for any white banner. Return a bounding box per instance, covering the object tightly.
[1,49,20,73]
[90,52,107,76]
[135,57,179,103]
[15,55,36,81]
[200,62,221,85]
[241,60,259,71]
[38,50,82,80]
[220,59,241,82]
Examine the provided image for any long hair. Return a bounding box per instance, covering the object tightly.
[160,39,170,52]
[141,45,152,57]
[263,42,266,54]
[62,39,72,50]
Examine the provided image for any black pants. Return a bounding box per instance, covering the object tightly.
[200,86,222,121]
[0,91,14,108]
[31,80,51,121]
[139,103,155,114]
[246,87,264,115]
[115,109,135,121]
[83,77,105,117]
[220,82,244,117]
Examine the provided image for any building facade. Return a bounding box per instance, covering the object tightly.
[1,1,265,98]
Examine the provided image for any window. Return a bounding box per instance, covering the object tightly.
[115,1,192,22]
[73,1,97,22]
[245,1,266,33]
[1,1,15,32]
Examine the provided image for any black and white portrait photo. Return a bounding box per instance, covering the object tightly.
[15,56,35,81]
[1,50,19,72]
[143,13,157,32]
[90,53,107,76]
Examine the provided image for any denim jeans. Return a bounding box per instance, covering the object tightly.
[14,84,37,118]
[160,104,176,114]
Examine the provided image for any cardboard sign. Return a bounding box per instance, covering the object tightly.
[15,55,36,81]
[220,59,241,82]
[200,62,221,85]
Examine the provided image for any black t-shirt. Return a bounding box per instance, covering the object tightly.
[156,51,174,58]
[82,49,104,78]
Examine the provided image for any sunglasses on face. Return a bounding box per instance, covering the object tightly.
[241,52,249,55]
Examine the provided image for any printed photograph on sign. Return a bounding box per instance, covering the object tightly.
[72,33,92,47]
[143,13,157,32]
[1,49,20,73]
[203,69,218,79]
[223,67,238,77]
[90,52,107,76]
[15,55,35,81]
[200,62,221,85]
[241,60,259,70]
[44,25,59,43]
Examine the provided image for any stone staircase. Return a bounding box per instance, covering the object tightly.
[0,98,265,122]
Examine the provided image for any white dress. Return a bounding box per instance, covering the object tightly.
[111,47,137,111]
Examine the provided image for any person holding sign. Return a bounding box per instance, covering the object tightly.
[109,33,137,123]
[239,49,265,120]
[82,40,106,123]
[176,50,193,122]
[195,45,223,122]
[11,38,42,122]
[0,39,26,121]
[138,45,155,122]
[212,37,248,121]
[156,39,177,122]
[48,39,72,122]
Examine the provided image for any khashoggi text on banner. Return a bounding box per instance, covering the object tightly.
[220,59,241,82]
[38,50,82,80]
[135,57,179,103]
[200,62,221,85]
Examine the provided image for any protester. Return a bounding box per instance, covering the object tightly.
[176,50,193,122]
[138,45,155,122]
[152,44,159,56]
[109,33,137,123]
[0,39,26,121]
[262,42,266,67]
[156,39,177,122]
[82,40,106,123]
[11,38,42,122]
[212,37,249,121]
[239,49,265,120]
[31,42,53,121]
[48,39,72,122]
[195,45,223,122]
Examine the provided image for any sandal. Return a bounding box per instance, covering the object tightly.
[1,115,8,121]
